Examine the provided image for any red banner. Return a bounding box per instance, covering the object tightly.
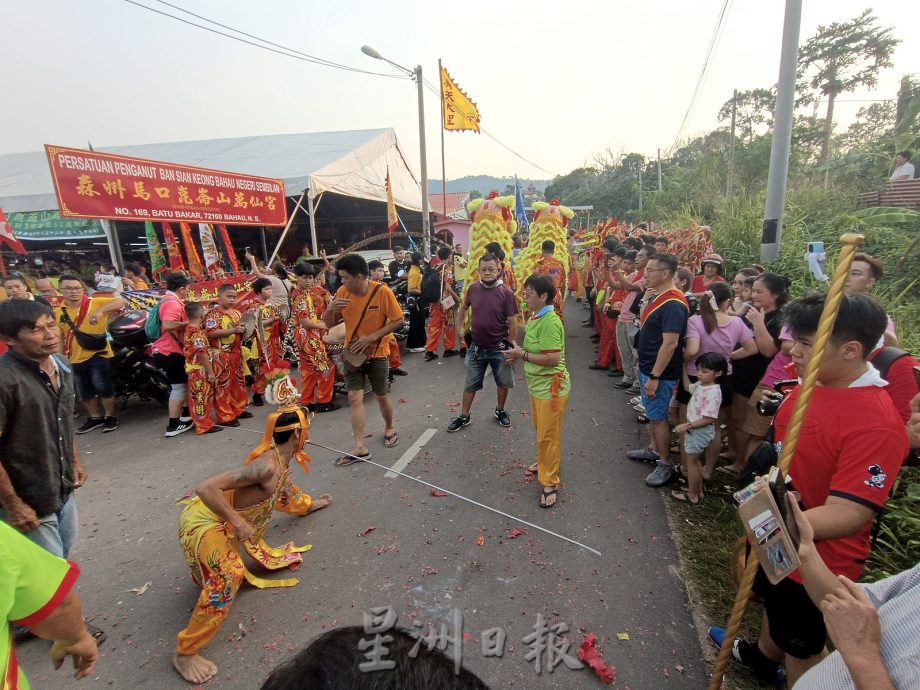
[44,145,288,227]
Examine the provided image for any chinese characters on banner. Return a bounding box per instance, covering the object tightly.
[440,65,481,133]
[44,145,288,227]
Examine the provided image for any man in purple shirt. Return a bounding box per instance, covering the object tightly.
[447,254,519,432]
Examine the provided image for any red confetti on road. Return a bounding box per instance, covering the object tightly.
[430,489,449,497]
[358,526,376,537]
[506,528,527,539]
[577,633,616,685]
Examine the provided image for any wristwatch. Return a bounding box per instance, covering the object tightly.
[648,373,660,380]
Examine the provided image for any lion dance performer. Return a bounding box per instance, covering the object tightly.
[464,192,516,287]
[173,372,331,684]
[205,283,250,425]
[514,199,572,319]
[291,264,338,412]
[249,277,285,406]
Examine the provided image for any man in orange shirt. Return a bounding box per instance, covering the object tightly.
[324,254,405,465]
[532,240,567,320]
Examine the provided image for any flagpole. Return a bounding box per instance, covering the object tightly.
[267,188,308,268]
[438,59,448,218]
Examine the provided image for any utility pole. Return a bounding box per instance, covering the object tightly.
[637,161,643,213]
[760,0,803,263]
[727,88,737,196]
[657,148,662,191]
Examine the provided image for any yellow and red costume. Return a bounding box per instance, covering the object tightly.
[533,255,567,320]
[184,324,215,434]
[425,264,457,353]
[204,306,248,423]
[291,287,334,406]
[250,302,284,396]
[175,376,315,658]
[307,285,331,319]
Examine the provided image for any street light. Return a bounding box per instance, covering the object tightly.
[361,45,431,258]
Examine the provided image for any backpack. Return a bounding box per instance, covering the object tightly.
[144,300,165,342]
[145,295,181,342]
[420,268,443,304]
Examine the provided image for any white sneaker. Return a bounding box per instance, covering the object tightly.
[633,403,646,413]
[629,396,642,406]
[409,347,426,353]
[165,420,194,437]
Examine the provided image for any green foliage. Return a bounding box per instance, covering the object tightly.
[865,468,920,581]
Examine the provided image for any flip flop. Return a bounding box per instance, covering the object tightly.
[671,490,703,506]
[384,432,399,448]
[85,623,107,646]
[334,452,371,467]
[716,466,741,476]
[539,488,558,509]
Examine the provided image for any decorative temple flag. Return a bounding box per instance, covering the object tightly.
[198,223,221,275]
[514,176,530,231]
[217,224,240,275]
[179,222,204,276]
[385,168,399,233]
[144,221,168,281]
[0,208,28,254]
[440,65,481,133]
[160,223,186,272]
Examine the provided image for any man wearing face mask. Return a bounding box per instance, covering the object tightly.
[447,254,519,432]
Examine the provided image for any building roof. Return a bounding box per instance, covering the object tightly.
[429,192,470,219]
[0,128,423,214]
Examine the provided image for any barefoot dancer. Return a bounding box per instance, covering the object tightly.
[172,375,331,683]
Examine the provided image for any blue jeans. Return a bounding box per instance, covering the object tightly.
[73,354,115,400]
[638,372,678,422]
[0,492,78,558]
[463,343,515,393]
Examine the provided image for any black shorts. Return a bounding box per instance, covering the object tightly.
[753,566,827,659]
[152,352,188,385]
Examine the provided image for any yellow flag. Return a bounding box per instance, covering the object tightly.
[385,169,398,233]
[440,65,481,133]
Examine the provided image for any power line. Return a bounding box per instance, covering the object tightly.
[669,0,733,154]
[122,0,555,178]
[121,0,408,78]
[420,77,555,176]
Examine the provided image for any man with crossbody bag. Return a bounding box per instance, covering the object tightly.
[54,273,125,433]
[324,254,405,466]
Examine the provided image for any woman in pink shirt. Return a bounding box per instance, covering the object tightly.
[679,282,757,479]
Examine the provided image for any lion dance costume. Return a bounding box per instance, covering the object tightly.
[513,199,572,319]
[175,373,314,658]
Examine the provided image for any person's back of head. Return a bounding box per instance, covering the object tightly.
[437,246,451,261]
[541,239,555,254]
[259,626,490,690]
[484,242,505,262]
[786,291,887,361]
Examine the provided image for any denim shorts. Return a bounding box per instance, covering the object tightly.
[464,344,515,393]
[684,423,716,455]
[638,371,677,422]
[73,354,115,400]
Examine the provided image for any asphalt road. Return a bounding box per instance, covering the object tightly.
[18,300,708,689]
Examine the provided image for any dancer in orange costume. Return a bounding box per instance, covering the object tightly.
[173,374,331,684]
[183,302,218,434]
[291,264,339,413]
[204,284,249,424]
[249,277,284,406]
[425,246,460,359]
[532,239,567,320]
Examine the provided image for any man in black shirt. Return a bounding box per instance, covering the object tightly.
[389,246,410,290]
[0,299,85,557]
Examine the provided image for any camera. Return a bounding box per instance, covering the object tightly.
[756,379,798,417]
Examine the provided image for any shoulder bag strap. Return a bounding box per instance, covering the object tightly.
[347,283,382,344]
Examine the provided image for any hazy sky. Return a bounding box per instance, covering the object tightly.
[3,1,917,180]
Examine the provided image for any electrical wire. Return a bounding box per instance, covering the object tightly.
[121,0,409,79]
[122,0,555,177]
[669,0,733,154]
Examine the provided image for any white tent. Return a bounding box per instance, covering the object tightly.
[0,127,423,215]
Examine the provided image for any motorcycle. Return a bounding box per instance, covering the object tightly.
[107,309,171,408]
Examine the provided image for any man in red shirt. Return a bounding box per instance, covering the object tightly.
[729,292,908,686]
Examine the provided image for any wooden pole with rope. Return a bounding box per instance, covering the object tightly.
[707,232,865,690]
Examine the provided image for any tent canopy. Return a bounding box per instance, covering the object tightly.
[0,128,423,214]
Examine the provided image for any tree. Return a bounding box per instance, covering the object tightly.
[796,9,899,164]
[717,88,775,143]
[468,190,482,200]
